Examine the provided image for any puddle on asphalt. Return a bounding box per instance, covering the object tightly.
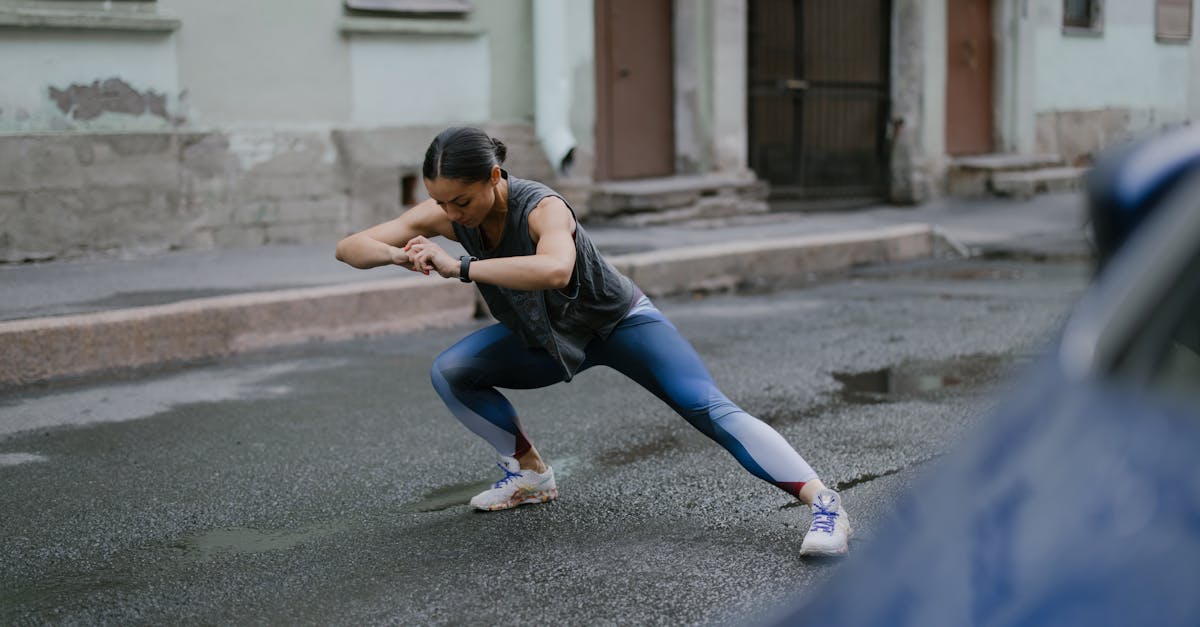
[833,368,961,403]
[404,456,582,513]
[401,480,498,513]
[597,435,683,467]
[405,357,1018,512]
[0,359,341,439]
[834,467,905,492]
[0,452,48,467]
[170,523,346,561]
[832,354,1011,404]
[3,571,130,611]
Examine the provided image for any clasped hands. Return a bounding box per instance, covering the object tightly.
[392,236,459,279]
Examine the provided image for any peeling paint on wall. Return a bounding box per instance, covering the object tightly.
[48,78,169,122]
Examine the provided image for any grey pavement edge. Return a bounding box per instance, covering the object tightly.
[0,225,949,386]
[0,192,1093,386]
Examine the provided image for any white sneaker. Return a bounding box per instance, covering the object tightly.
[468,456,558,511]
[799,489,852,556]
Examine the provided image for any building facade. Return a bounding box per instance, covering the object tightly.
[1,0,1197,261]
[898,0,1200,199]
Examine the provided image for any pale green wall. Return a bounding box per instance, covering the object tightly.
[927,0,1198,159]
[159,0,350,127]
[712,0,747,173]
[921,0,946,159]
[0,30,180,132]
[477,0,535,123]
[349,33,490,126]
[1032,0,1194,119]
[0,0,538,131]
[345,0,534,127]
[1193,1,1200,119]
[564,0,595,162]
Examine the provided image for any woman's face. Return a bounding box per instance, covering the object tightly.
[425,167,501,228]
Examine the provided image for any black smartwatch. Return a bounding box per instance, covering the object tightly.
[459,255,477,283]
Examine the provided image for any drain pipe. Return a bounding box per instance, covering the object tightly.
[533,0,577,176]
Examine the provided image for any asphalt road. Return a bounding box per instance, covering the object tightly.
[0,256,1090,625]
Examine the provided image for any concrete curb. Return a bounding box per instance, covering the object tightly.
[613,223,952,295]
[0,277,476,386]
[0,223,958,386]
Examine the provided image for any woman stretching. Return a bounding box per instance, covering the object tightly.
[335,127,850,556]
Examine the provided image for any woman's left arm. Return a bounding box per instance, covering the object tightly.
[404,197,577,290]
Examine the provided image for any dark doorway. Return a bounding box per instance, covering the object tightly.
[946,0,995,155]
[594,0,675,181]
[748,0,891,201]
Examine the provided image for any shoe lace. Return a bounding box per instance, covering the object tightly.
[492,462,523,489]
[810,504,839,534]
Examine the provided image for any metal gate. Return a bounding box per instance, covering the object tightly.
[748,0,891,202]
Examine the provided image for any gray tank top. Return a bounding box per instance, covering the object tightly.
[451,172,637,381]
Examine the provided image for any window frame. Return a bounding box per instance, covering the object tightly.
[1156,0,1193,43]
[1062,0,1104,36]
[343,0,472,16]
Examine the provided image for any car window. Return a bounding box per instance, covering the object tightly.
[1150,306,1200,402]
[1143,252,1200,404]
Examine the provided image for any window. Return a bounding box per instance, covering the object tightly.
[1157,0,1193,43]
[1112,236,1200,405]
[338,0,478,36]
[0,0,178,32]
[343,0,471,16]
[1063,0,1103,34]
[1145,252,1200,403]
[0,0,157,7]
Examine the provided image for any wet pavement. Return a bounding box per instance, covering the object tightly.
[0,256,1091,625]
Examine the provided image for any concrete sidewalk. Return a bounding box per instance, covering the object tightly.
[0,192,1091,386]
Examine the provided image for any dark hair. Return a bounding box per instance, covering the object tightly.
[422,127,507,183]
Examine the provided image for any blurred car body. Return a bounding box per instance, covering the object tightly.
[773,127,1200,626]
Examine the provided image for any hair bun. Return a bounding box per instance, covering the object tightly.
[490,137,508,165]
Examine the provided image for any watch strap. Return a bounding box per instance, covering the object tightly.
[459,256,477,283]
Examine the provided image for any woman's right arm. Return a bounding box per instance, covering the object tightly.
[335,199,454,270]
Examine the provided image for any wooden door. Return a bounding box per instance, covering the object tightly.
[946,0,994,155]
[748,0,891,199]
[594,0,674,181]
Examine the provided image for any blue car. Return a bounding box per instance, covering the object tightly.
[774,127,1200,626]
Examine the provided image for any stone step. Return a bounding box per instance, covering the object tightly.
[950,153,1066,172]
[580,170,768,224]
[586,173,768,220]
[945,153,1074,198]
[991,166,1088,198]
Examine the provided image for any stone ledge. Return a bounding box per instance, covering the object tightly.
[588,173,769,218]
[338,16,482,36]
[949,154,1065,172]
[0,277,475,386]
[0,7,180,32]
[992,167,1088,198]
[611,224,946,296]
[0,224,960,386]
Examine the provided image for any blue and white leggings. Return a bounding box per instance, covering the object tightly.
[430,297,818,498]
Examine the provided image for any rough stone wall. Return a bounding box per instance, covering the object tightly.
[0,123,552,263]
[332,122,557,229]
[1034,108,1188,166]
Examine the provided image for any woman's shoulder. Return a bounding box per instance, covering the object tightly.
[508,174,569,217]
[508,173,560,198]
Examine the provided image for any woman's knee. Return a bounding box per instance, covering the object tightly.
[430,347,472,390]
[676,387,739,423]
